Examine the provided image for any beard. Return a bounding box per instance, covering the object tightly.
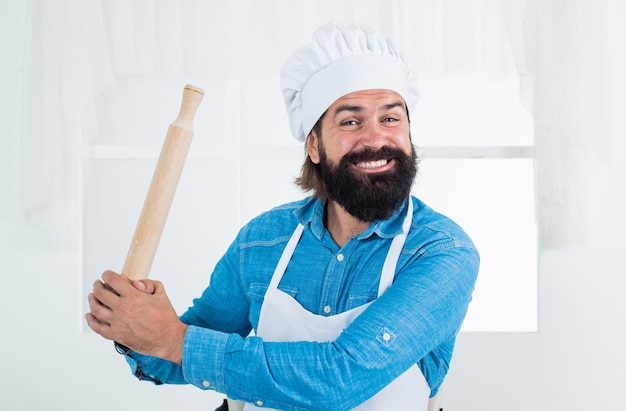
[318,142,418,222]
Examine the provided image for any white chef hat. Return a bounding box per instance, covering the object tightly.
[281,22,419,142]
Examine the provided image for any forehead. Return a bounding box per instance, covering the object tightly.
[327,89,406,113]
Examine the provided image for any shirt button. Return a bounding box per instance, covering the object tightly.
[256,400,264,406]
[202,380,211,388]
[382,333,391,341]
[336,253,344,261]
[323,305,332,314]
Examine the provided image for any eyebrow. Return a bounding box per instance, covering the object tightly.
[331,101,406,120]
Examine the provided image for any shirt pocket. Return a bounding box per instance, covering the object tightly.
[249,283,299,302]
[347,293,376,310]
[248,282,268,303]
[278,285,298,299]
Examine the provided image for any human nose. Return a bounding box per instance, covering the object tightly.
[359,121,388,149]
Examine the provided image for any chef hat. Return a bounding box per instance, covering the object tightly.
[281,22,419,142]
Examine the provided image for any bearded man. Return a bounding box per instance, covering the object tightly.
[86,22,479,411]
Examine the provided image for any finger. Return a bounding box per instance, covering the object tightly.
[151,280,165,295]
[92,279,121,310]
[85,312,112,338]
[101,270,134,297]
[85,291,113,338]
[132,279,156,294]
[101,280,120,297]
[87,292,112,325]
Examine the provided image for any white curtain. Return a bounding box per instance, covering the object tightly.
[521,1,606,248]
[21,0,112,249]
[21,0,605,249]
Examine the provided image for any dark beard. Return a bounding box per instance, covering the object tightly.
[318,144,418,222]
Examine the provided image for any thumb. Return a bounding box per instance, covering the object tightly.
[132,279,155,294]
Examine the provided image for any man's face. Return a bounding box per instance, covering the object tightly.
[306,89,417,222]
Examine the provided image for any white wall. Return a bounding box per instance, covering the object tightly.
[444,1,626,408]
[1,1,625,410]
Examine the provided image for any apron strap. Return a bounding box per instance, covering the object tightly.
[267,223,305,290]
[377,198,413,297]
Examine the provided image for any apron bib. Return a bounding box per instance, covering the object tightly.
[244,200,430,410]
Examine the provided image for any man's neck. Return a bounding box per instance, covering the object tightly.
[324,200,371,248]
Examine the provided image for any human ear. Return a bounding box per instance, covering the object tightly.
[305,130,321,164]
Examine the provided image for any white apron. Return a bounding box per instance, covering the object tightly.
[243,200,431,410]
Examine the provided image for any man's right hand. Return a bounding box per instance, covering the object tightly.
[85,270,187,364]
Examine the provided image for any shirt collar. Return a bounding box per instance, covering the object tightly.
[296,196,411,241]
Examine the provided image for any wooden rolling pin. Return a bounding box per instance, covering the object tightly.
[121,84,204,281]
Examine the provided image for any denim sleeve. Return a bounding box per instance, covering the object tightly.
[180,234,253,336]
[122,233,253,386]
[177,244,479,410]
[123,351,185,385]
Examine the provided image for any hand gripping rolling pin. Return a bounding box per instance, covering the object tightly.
[121,84,204,281]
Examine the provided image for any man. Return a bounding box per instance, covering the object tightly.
[86,22,479,411]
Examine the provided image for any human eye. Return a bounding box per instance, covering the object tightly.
[380,116,402,126]
[335,116,361,128]
[381,108,405,125]
[382,117,399,123]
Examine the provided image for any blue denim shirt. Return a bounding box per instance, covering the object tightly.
[125,196,479,410]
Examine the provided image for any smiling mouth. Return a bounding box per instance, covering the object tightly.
[355,159,390,169]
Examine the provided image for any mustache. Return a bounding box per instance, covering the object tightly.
[341,146,408,164]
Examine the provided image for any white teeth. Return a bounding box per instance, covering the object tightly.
[356,159,388,169]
